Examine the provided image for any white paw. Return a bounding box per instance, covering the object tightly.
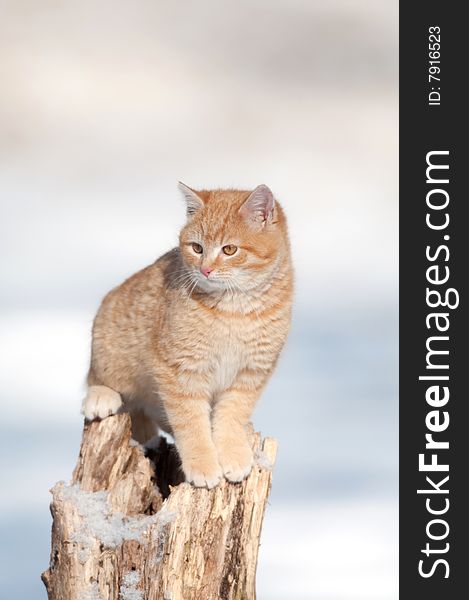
[183,460,222,489]
[222,461,253,483]
[82,385,123,420]
[218,445,254,483]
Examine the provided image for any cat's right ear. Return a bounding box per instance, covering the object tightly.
[178,182,204,217]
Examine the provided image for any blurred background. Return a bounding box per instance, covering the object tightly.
[0,1,397,598]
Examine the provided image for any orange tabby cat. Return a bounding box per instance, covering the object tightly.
[83,183,293,488]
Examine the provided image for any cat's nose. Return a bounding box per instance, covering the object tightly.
[200,266,213,278]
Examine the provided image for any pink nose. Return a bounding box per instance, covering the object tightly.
[200,266,213,278]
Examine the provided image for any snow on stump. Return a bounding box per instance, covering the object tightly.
[41,413,277,600]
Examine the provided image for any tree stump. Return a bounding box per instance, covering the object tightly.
[41,413,277,600]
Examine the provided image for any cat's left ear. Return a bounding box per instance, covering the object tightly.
[178,182,204,217]
[239,184,275,228]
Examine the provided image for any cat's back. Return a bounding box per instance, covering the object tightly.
[93,248,181,338]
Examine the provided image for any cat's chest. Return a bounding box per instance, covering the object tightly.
[209,327,245,392]
[212,345,241,393]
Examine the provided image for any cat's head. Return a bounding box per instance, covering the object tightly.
[178,183,289,293]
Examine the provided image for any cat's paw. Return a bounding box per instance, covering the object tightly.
[82,385,123,420]
[217,442,254,483]
[183,457,222,489]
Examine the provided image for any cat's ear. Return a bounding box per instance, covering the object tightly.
[239,184,275,228]
[178,182,204,217]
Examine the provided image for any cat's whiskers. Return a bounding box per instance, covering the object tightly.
[173,277,194,292]
[172,270,196,286]
[184,276,199,307]
[174,271,197,299]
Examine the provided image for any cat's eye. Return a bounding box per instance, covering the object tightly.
[191,243,203,254]
[222,245,238,256]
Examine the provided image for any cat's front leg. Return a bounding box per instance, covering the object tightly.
[163,388,222,489]
[212,373,264,483]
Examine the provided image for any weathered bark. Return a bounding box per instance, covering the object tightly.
[42,413,277,600]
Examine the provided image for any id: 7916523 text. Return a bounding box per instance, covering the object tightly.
[428,26,441,106]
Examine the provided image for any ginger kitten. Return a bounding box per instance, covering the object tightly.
[83,183,293,488]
